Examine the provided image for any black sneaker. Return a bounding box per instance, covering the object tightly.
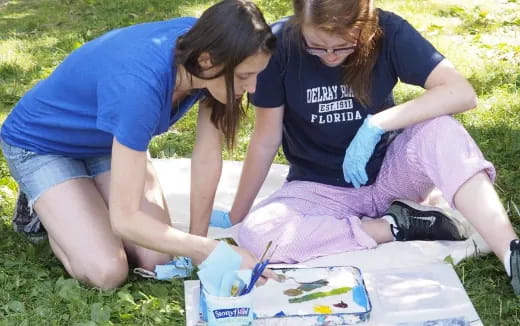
[12,192,47,243]
[386,200,466,241]
[509,239,520,296]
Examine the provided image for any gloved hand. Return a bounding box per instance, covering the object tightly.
[155,256,193,280]
[342,115,385,188]
[133,256,193,280]
[197,241,242,295]
[209,210,233,228]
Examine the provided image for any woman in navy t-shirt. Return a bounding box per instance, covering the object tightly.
[218,0,520,295]
[1,0,276,289]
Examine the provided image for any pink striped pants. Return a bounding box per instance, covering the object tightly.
[238,116,495,263]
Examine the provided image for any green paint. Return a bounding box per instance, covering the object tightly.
[297,280,329,292]
[284,288,303,296]
[288,287,352,304]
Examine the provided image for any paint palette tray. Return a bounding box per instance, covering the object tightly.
[253,266,371,325]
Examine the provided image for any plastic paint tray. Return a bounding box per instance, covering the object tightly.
[253,266,372,325]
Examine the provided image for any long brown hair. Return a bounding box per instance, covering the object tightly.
[175,0,276,149]
[290,0,381,107]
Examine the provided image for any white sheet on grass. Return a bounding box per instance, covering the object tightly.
[152,158,489,325]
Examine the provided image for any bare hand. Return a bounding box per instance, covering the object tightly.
[231,246,278,286]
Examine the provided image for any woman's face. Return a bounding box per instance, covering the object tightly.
[301,24,359,67]
[203,51,271,104]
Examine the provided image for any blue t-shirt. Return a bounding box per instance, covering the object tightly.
[251,10,444,187]
[1,17,205,157]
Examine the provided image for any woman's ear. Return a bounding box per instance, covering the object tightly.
[197,52,213,70]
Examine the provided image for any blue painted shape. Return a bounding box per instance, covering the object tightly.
[274,311,286,317]
[352,285,368,309]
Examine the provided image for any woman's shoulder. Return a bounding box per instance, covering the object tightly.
[271,17,290,35]
[270,17,300,51]
[377,9,407,32]
[377,8,424,43]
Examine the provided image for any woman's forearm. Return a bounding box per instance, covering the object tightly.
[189,102,224,236]
[229,136,280,223]
[111,208,218,264]
[229,106,283,223]
[372,81,476,131]
[189,149,222,236]
[372,60,477,131]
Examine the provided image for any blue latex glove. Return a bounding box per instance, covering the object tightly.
[133,256,193,280]
[197,241,242,295]
[154,256,193,280]
[342,115,385,188]
[209,210,233,228]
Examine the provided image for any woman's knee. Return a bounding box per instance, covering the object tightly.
[70,255,129,289]
[239,208,297,259]
[239,215,277,258]
[413,115,460,134]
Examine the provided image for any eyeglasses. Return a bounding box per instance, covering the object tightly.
[302,36,357,57]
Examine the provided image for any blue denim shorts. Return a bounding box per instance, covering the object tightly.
[0,137,111,208]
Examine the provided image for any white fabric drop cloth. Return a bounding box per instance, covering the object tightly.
[152,158,488,325]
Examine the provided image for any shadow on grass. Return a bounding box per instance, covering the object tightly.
[456,255,520,325]
[0,0,218,35]
[0,0,220,119]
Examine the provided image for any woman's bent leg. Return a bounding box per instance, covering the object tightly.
[454,171,517,261]
[34,178,128,289]
[373,116,518,291]
[94,159,171,271]
[239,181,378,263]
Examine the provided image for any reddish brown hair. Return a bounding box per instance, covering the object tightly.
[290,0,382,107]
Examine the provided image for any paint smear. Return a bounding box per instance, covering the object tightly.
[274,311,286,317]
[333,300,348,308]
[284,288,303,296]
[313,305,333,314]
[289,287,351,304]
[352,285,368,309]
[297,280,329,292]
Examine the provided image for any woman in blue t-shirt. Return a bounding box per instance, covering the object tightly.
[215,0,520,295]
[0,0,276,289]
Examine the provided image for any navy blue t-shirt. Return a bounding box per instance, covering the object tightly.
[251,10,444,187]
[1,17,205,157]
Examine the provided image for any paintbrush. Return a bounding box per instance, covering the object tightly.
[229,241,273,297]
[240,242,279,295]
[258,240,272,262]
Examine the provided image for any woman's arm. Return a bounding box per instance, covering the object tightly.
[228,105,284,224]
[189,102,223,237]
[109,138,217,265]
[371,59,477,130]
[109,136,272,273]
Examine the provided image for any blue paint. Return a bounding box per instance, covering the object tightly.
[317,315,326,324]
[274,311,286,317]
[352,285,368,309]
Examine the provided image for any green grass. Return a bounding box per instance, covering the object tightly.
[1,0,519,324]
